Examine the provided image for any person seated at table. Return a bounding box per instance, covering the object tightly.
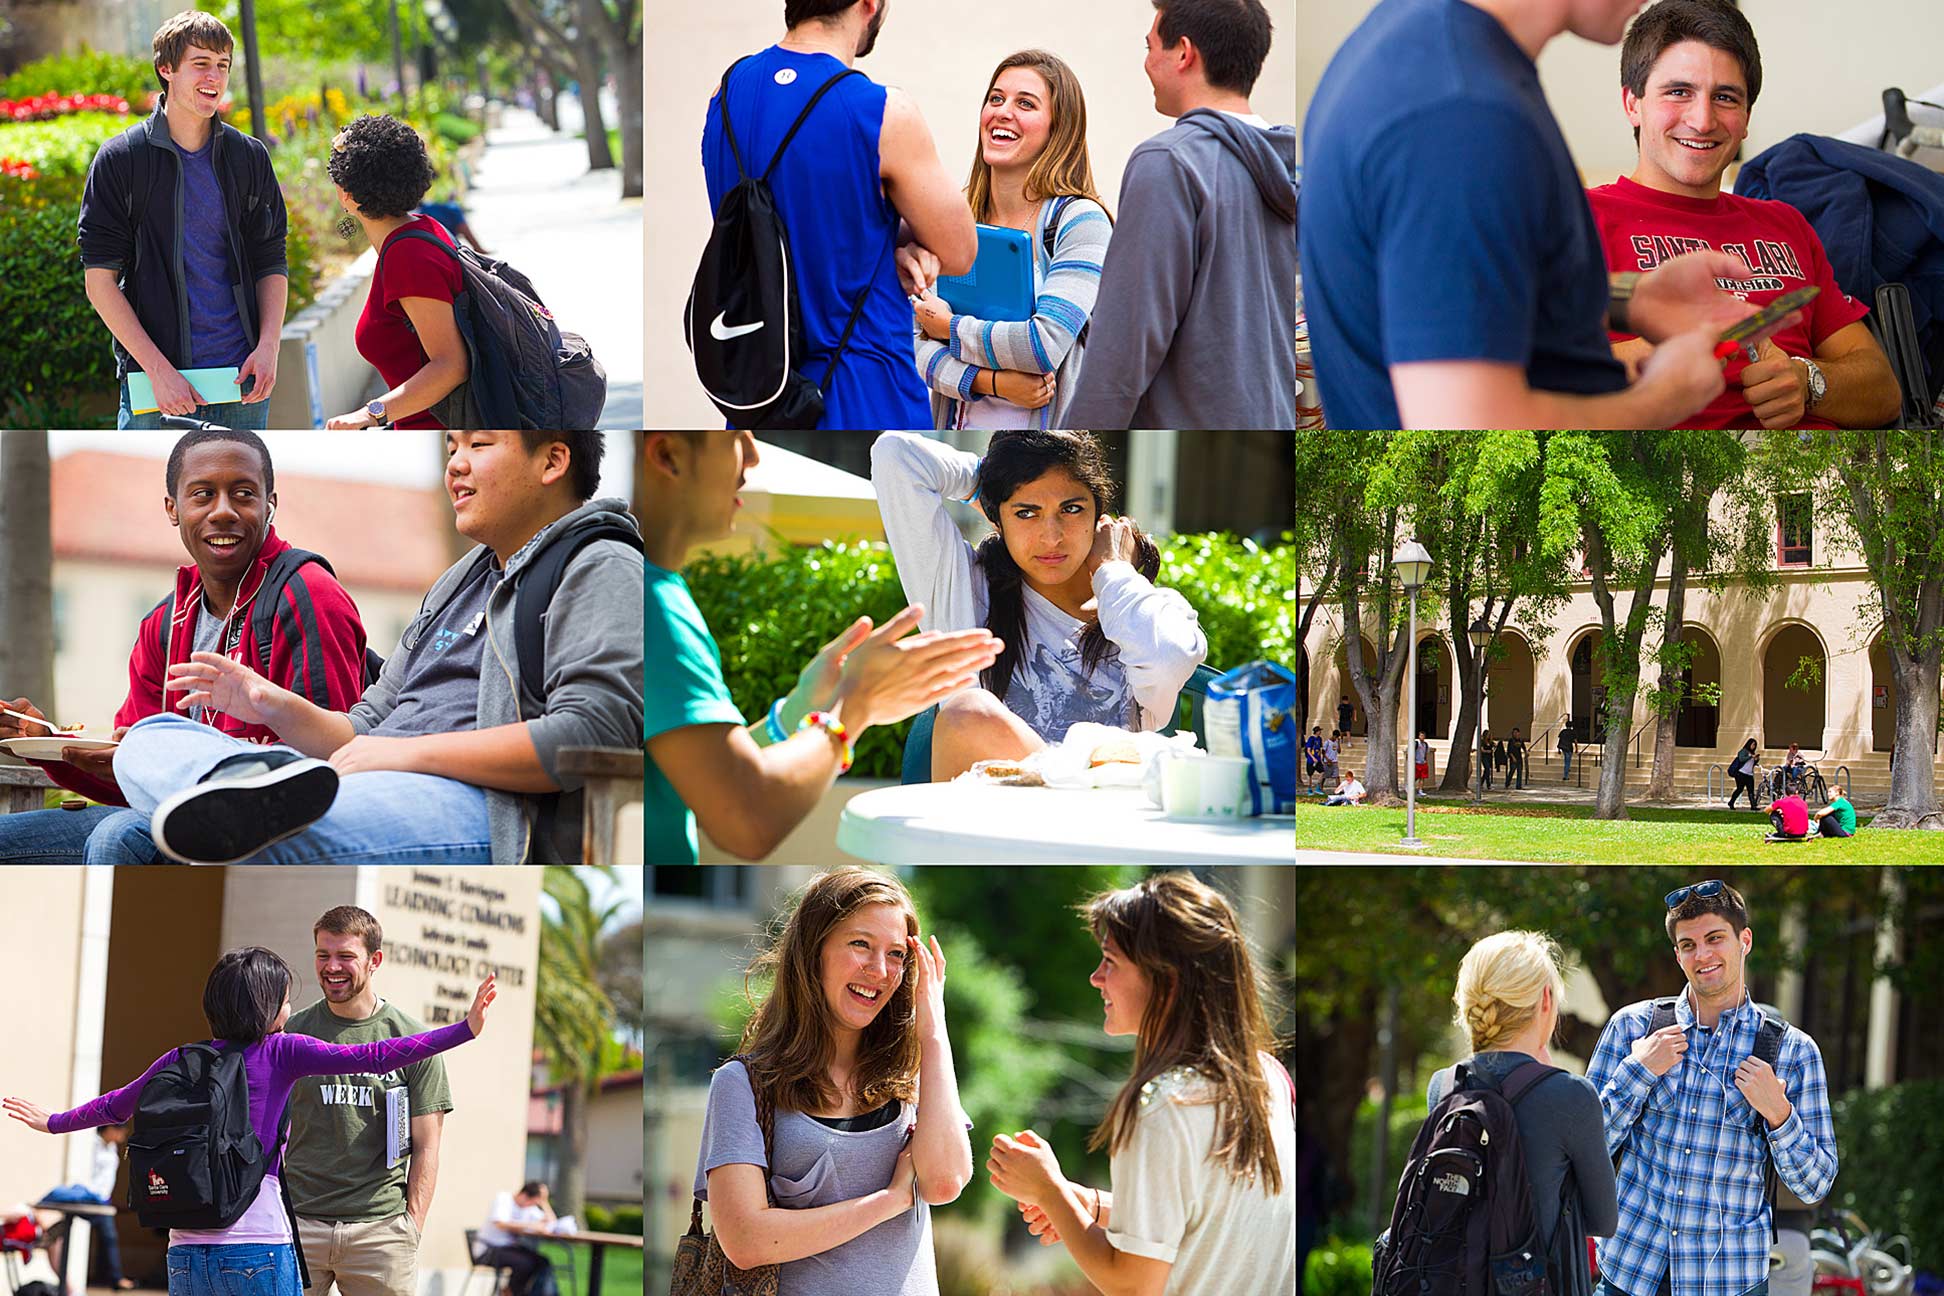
[1322,768,1366,807]
[473,1182,559,1296]
[646,432,1003,863]
[40,1122,134,1291]
[1767,792,1810,841]
[0,430,368,866]
[1810,792,1856,839]
[872,431,1207,781]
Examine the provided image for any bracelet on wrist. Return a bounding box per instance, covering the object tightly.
[798,710,854,774]
[765,696,790,744]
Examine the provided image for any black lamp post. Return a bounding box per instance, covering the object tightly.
[1470,615,1493,806]
[1394,541,1434,846]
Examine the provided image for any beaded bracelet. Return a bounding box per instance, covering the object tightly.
[798,710,854,774]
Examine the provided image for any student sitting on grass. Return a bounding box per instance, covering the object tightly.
[107,432,642,864]
[0,430,367,865]
[1766,793,1810,841]
[1810,793,1856,839]
[1323,768,1366,807]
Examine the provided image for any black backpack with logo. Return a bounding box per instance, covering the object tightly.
[1372,1058,1559,1296]
[686,57,878,430]
[375,231,607,430]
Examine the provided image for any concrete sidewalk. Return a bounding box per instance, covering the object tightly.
[463,100,642,429]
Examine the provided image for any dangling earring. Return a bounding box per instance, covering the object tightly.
[335,214,358,239]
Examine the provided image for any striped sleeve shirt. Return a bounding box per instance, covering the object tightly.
[1587,992,1836,1296]
[917,196,1112,424]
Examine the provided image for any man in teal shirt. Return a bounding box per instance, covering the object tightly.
[644,432,1001,863]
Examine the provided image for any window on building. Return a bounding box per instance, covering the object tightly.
[1777,494,1813,566]
[650,866,750,908]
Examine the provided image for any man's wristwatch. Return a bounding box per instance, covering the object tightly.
[365,398,387,425]
[1608,272,1641,334]
[1799,357,1828,408]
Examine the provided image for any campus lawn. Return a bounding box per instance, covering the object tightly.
[536,1240,643,1296]
[1294,801,1944,863]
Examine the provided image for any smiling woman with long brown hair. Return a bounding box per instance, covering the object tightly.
[986,872,1295,1296]
[689,868,971,1294]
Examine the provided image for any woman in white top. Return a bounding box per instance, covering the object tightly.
[986,873,1296,1296]
[871,431,1207,780]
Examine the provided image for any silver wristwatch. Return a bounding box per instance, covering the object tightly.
[1800,357,1828,408]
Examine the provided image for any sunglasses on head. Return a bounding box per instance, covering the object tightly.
[1664,879,1726,910]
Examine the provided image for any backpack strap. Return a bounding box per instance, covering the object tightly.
[761,68,865,184]
[1038,195,1089,347]
[249,549,340,707]
[272,1104,312,1290]
[1497,1059,1563,1108]
[1751,1009,1788,1239]
[374,226,462,277]
[1646,997,1680,1035]
[122,120,152,247]
[512,522,644,715]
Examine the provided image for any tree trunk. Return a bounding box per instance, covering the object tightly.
[1646,557,1690,801]
[572,30,614,173]
[557,1076,590,1218]
[1438,636,1479,794]
[578,0,641,197]
[534,62,560,130]
[1876,652,1944,828]
[1293,989,1377,1228]
[0,434,55,711]
[1594,702,1634,820]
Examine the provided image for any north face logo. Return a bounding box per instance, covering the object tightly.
[146,1169,170,1200]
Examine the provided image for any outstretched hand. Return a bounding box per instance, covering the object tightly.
[987,1128,1065,1209]
[165,652,280,727]
[3,1096,51,1133]
[466,973,498,1036]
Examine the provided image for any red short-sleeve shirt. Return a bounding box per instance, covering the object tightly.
[356,215,464,429]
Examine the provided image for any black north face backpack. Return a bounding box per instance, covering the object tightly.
[126,1044,273,1229]
[686,57,875,430]
[376,231,607,430]
[1372,1059,1559,1296]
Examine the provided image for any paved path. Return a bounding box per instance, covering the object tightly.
[1296,849,1549,865]
[464,99,641,429]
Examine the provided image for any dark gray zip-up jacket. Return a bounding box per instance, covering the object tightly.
[76,99,289,379]
[1065,108,1299,430]
[348,498,646,864]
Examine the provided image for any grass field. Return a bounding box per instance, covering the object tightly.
[1294,801,1942,862]
[536,1239,643,1296]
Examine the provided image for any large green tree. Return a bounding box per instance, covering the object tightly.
[535,866,627,1217]
[0,434,53,715]
[1760,431,1944,829]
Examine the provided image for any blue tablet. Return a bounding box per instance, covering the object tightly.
[935,224,1035,322]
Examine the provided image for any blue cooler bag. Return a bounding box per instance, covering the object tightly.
[1204,661,1297,815]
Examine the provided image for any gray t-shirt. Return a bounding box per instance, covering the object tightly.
[1428,1051,1618,1293]
[369,560,499,738]
[694,1061,938,1296]
[187,599,236,727]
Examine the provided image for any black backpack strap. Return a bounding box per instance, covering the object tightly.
[714,57,755,182]
[1497,1059,1563,1108]
[819,224,897,393]
[249,549,340,707]
[273,1104,311,1289]
[761,68,865,184]
[123,120,152,243]
[1751,1009,1788,1240]
[1646,997,1680,1035]
[375,226,462,276]
[513,522,644,714]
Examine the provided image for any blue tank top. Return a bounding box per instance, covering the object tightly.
[702,46,931,431]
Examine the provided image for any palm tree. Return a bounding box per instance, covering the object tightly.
[534,866,625,1218]
[0,433,55,708]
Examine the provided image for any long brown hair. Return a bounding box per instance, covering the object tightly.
[1084,873,1286,1194]
[964,50,1111,221]
[734,868,921,1116]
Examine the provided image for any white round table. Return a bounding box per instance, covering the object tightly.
[837,783,1294,864]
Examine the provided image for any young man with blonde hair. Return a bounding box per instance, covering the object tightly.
[284,907,452,1296]
[78,10,288,429]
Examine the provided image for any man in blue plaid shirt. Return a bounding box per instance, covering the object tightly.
[1588,880,1836,1296]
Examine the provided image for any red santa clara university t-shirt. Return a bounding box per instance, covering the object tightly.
[1587,176,1868,430]
[355,214,465,429]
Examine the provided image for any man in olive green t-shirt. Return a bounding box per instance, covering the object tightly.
[284,906,454,1296]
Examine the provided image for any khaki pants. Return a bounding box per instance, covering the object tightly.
[297,1213,421,1296]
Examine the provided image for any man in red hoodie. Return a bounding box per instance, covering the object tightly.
[0,431,368,863]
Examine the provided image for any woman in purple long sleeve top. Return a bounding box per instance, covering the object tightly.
[5,947,495,1296]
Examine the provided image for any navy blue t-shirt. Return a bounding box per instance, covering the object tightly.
[174,136,253,370]
[1299,0,1627,429]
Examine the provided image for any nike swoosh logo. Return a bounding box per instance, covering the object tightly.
[710,311,764,341]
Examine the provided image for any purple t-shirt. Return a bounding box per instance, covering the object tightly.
[174,136,253,370]
[48,1019,475,1178]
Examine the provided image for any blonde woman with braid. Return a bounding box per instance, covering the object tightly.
[1425,932,1617,1296]
[985,872,1294,1295]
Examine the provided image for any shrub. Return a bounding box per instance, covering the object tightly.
[0,111,131,179]
[433,112,480,146]
[606,1206,642,1235]
[0,49,159,106]
[682,529,1297,782]
[1832,1079,1944,1261]
[1304,1240,1375,1296]
[581,1203,611,1232]
[0,173,114,426]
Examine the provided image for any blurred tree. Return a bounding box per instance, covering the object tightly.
[0,433,53,712]
[598,914,642,1042]
[536,865,625,1218]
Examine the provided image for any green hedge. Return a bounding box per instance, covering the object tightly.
[1304,1240,1375,1296]
[683,531,1295,782]
[607,1206,642,1235]
[1,49,158,105]
[1831,1079,1944,1260]
[434,112,481,146]
[0,174,113,426]
[0,112,131,179]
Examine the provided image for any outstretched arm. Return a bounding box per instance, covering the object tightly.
[989,1132,1168,1296]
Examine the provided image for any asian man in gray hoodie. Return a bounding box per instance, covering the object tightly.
[103,431,643,865]
[1064,0,1299,431]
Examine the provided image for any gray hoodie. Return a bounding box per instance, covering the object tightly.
[1064,109,1298,430]
[349,497,645,863]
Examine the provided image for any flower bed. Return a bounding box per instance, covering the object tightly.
[1,92,131,121]
[0,111,136,179]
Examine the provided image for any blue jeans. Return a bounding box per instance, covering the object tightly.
[166,1243,300,1296]
[0,804,162,863]
[118,375,271,430]
[115,714,494,864]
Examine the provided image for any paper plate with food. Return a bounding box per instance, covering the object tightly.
[955,722,1200,790]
